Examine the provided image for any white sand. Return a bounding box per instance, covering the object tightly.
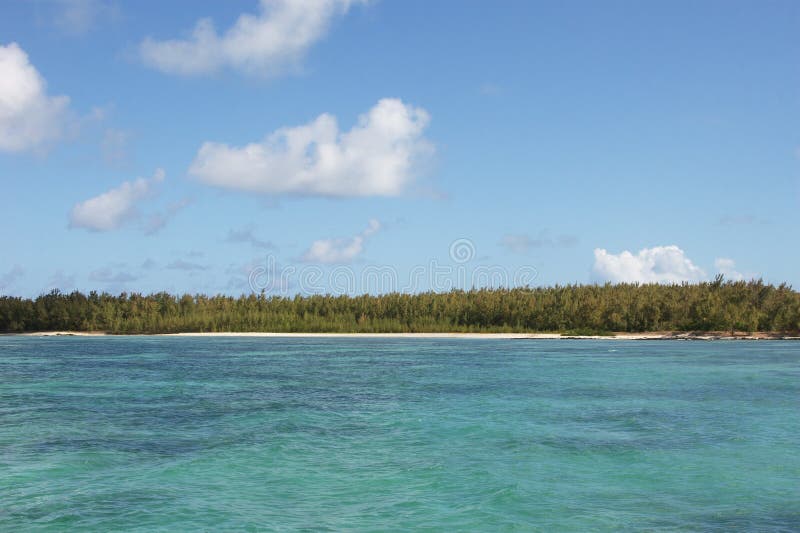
[16,331,673,340]
[164,332,564,339]
[18,331,108,337]
[15,331,798,340]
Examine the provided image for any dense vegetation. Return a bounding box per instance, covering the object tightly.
[1,278,798,334]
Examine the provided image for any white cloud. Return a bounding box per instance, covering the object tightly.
[302,219,380,264]
[0,42,70,152]
[140,0,367,76]
[190,98,432,197]
[714,258,746,281]
[593,245,706,284]
[69,168,165,231]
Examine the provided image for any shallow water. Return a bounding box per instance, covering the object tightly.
[1,337,798,531]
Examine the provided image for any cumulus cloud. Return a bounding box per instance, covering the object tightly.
[0,42,70,152]
[501,231,578,253]
[302,219,380,264]
[69,168,165,231]
[714,258,746,281]
[140,0,367,76]
[190,98,432,197]
[593,245,706,284]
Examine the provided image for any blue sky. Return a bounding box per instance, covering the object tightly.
[1,0,798,297]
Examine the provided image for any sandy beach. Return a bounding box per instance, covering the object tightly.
[13,331,800,340]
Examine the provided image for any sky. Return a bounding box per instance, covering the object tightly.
[1,0,798,297]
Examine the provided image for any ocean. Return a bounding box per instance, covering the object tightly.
[1,337,798,531]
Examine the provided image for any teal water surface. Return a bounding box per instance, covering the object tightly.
[1,337,798,531]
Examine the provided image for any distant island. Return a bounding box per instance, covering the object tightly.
[2,278,798,336]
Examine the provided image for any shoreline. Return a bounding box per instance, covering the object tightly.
[8,331,800,340]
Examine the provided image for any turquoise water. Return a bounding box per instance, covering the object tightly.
[1,338,798,531]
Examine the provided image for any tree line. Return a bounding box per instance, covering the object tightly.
[1,278,798,334]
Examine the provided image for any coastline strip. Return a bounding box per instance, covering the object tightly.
[10,331,800,340]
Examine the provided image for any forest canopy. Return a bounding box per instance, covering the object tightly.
[1,279,798,334]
